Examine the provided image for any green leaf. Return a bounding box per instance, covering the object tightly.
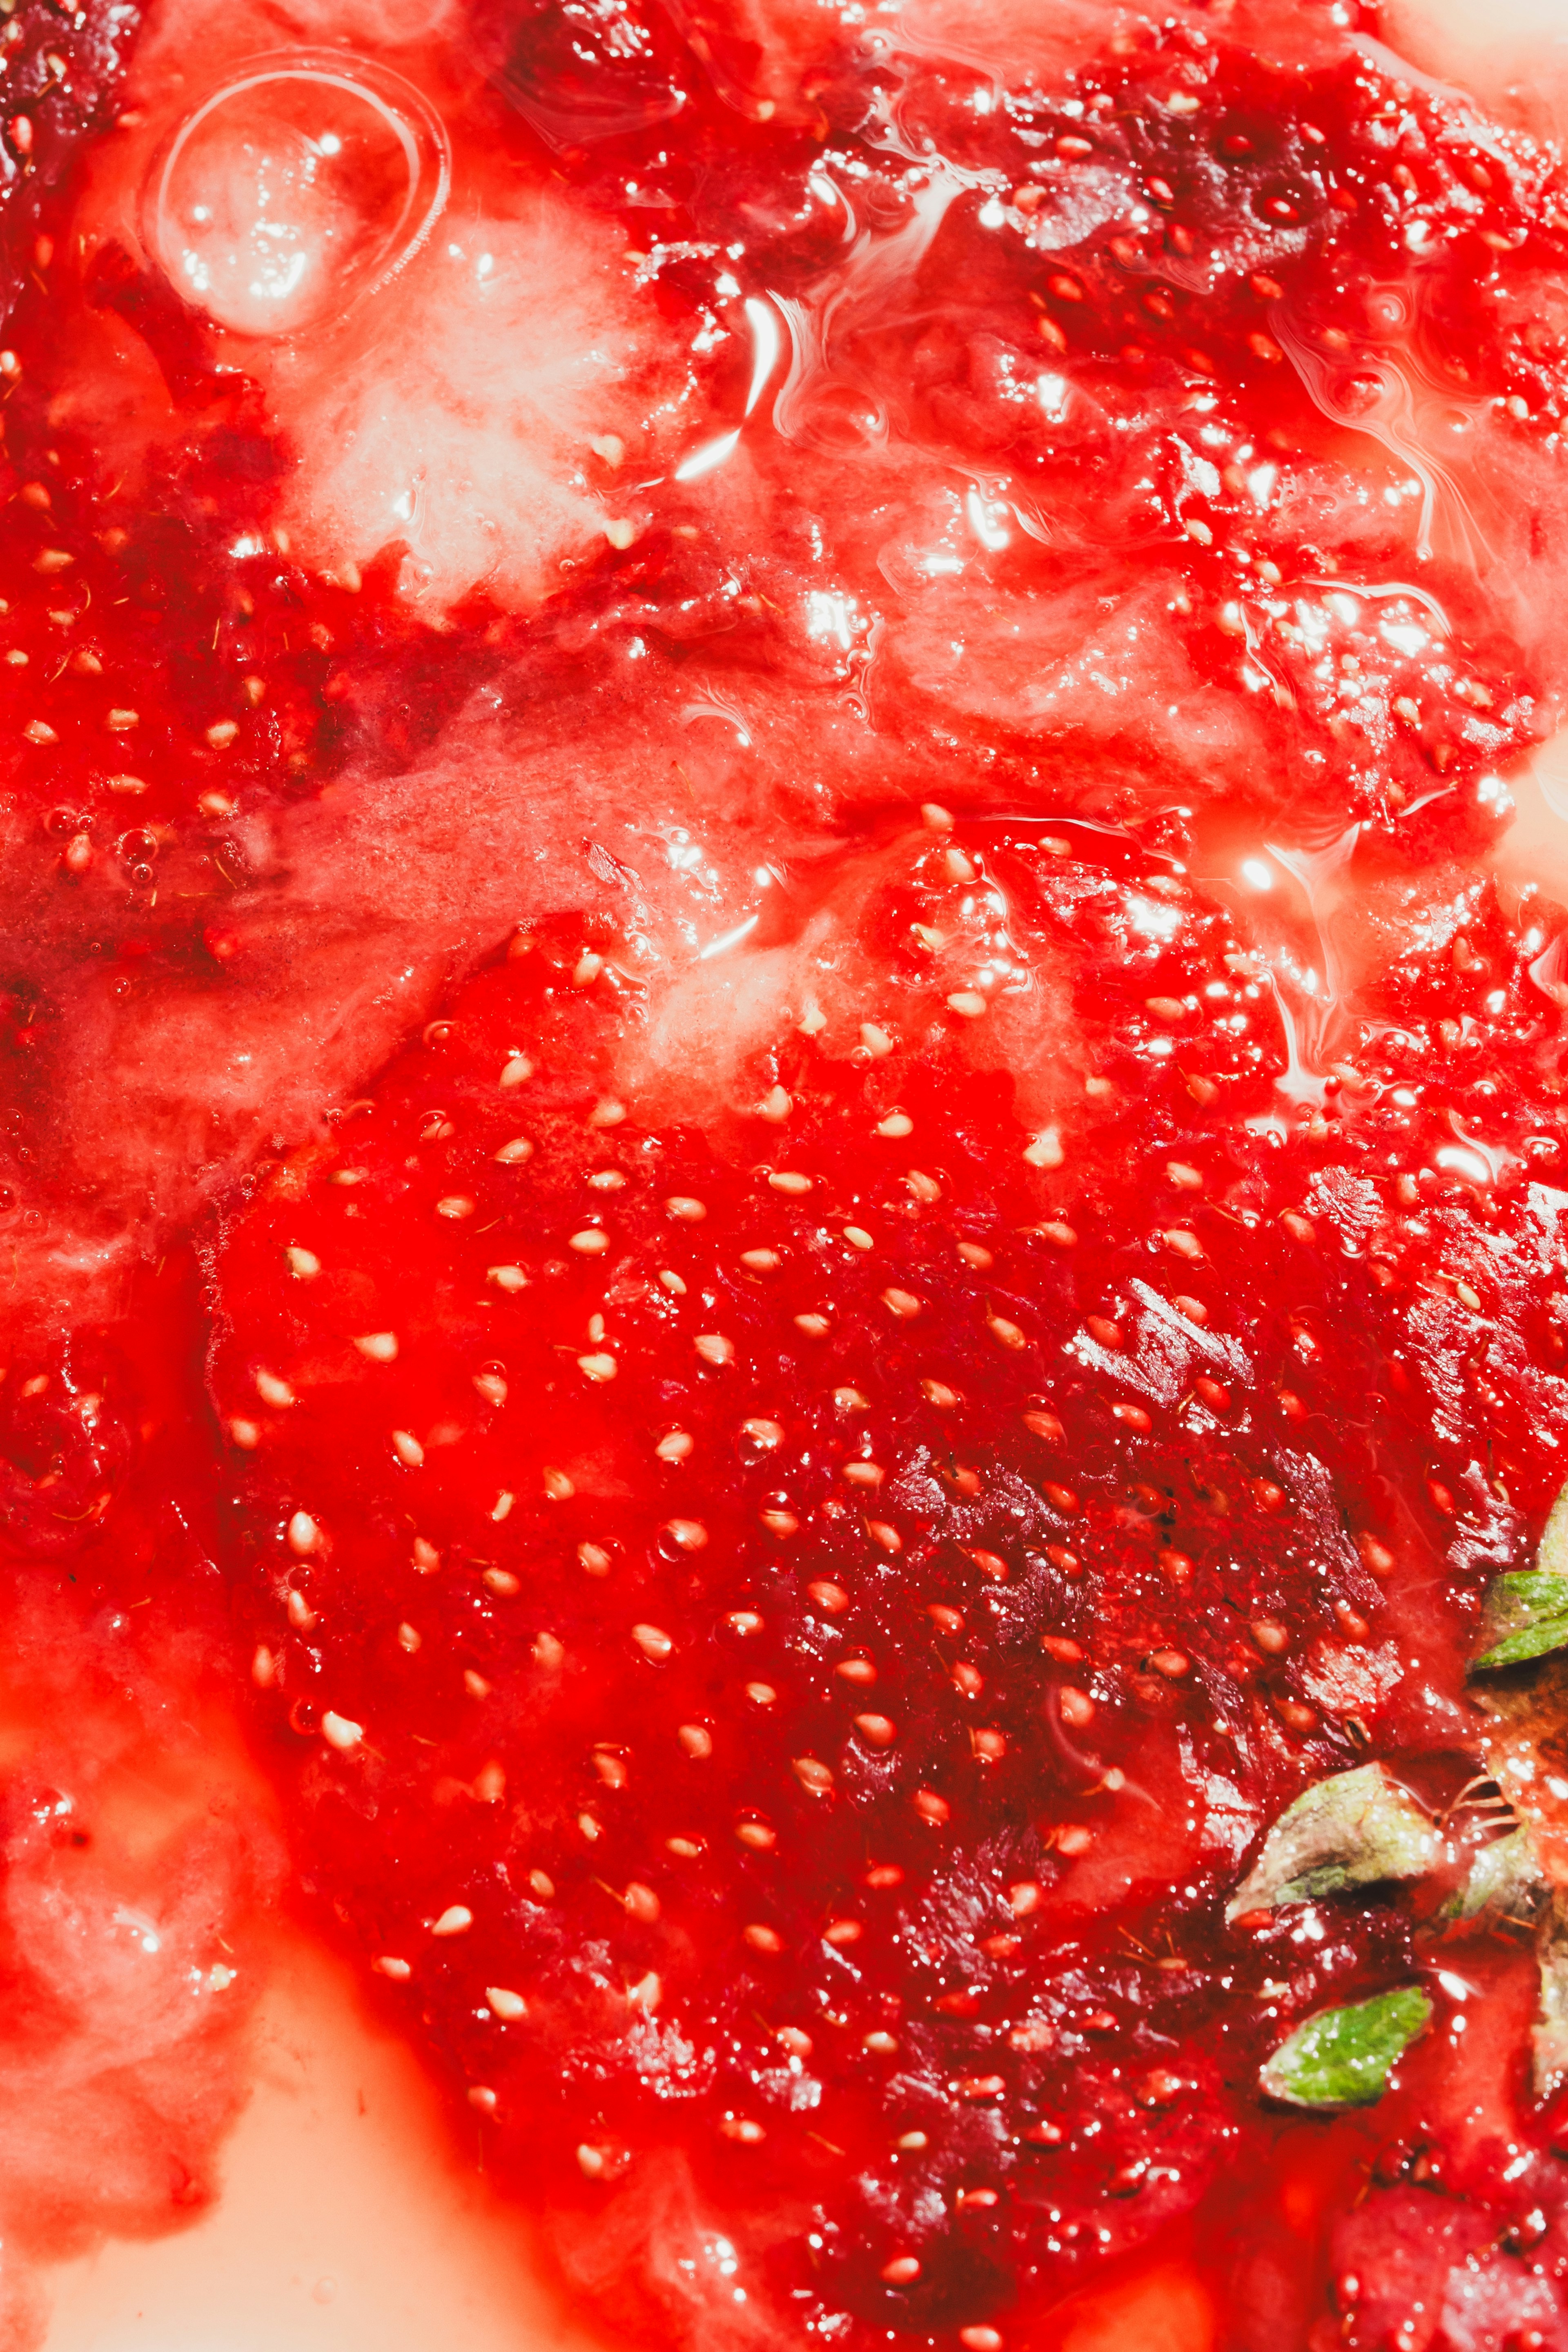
[1474,1572,1568,1670]
[1259,1987,1432,2109]
[1225,1763,1440,1922]
[1473,1481,1568,1670]
[1443,1824,1550,1928]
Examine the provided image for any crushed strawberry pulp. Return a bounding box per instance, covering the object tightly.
[5,0,1568,2347]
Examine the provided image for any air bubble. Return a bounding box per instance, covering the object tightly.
[143,49,449,339]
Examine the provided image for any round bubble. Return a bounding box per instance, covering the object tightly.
[143,49,449,339]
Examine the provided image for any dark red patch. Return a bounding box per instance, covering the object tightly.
[0,0,142,327]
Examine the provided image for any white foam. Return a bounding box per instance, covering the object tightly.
[269,194,677,606]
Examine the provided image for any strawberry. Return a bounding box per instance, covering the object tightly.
[0,0,1559,1333]
[512,9,1567,849]
[0,1541,284,2348]
[208,815,1568,2346]
[0,0,143,327]
[0,1,1562,2340]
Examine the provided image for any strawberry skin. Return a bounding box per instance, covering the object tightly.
[210,827,1568,2345]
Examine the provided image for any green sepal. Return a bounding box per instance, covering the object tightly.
[1474,1481,1568,1671]
[1442,1824,1550,1929]
[1474,1572,1568,1671]
[1226,1763,1439,1922]
[1259,1987,1432,2109]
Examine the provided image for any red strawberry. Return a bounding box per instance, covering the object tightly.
[0,3,1564,2341]
[0,0,1559,1341]
[0,0,143,326]
[512,11,1567,850]
[208,815,1568,2346]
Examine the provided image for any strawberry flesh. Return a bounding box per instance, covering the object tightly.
[0,0,142,324]
[506,7,1566,843]
[0,9,1562,1314]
